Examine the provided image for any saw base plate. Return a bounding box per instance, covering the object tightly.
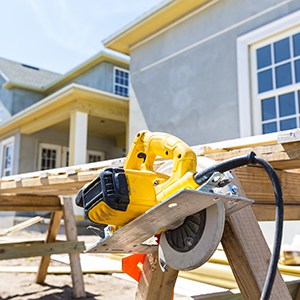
[85,189,253,254]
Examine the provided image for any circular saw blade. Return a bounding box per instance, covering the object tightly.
[156,156,228,271]
[158,202,225,271]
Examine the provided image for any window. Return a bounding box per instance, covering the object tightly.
[38,144,105,170]
[38,143,61,170]
[87,150,105,163]
[0,137,14,177]
[113,67,130,97]
[254,33,300,134]
[237,11,300,136]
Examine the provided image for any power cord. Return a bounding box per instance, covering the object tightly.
[194,152,284,300]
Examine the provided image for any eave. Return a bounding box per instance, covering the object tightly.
[103,0,212,54]
[2,50,130,93]
[0,83,129,137]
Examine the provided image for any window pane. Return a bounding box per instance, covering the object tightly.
[295,59,300,83]
[263,122,277,134]
[275,63,292,88]
[293,33,300,57]
[258,69,273,93]
[274,37,290,63]
[280,118,297,131]
[257,45,271,69]
[279,92,295,117]
[261,97,276,121]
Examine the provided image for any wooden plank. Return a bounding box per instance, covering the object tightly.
[0,216,44,236]
[86,190,252,254]
[62,196,86,298]
[233,166,300,204]
[204,142,300,170]
[0,170,100,195]
[252,204,300,221]
[0,206,63,211]
[36,211,63,284]
[221,175,291,299]
[0,195,63,210]
[0,240,84,260]
[136,253,178,300]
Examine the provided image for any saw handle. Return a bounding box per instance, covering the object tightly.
[124,130,197,181]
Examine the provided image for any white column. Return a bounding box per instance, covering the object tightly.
[69,110,88,219]
[69,111,88,166]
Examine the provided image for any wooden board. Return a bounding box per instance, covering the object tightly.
[36,211,63,283]
[0,240,85,260]
[62,196,86,298]
[86,189,252,254]
[221,175,291,299]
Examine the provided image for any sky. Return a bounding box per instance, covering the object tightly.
[0,0,163,74]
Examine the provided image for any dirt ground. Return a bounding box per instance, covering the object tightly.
[0,230,192,300]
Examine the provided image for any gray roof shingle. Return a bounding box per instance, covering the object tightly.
[0,57,62,89]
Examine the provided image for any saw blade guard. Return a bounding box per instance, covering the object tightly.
[157,156,230,271]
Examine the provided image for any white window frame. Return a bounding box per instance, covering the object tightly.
[38,143,62,171]
[87,150,105,163]
[0,136,15,177]
[237,10,300,137]
[113,66,130,97]
[38,144,105,170]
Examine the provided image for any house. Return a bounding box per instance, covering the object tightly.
[103,0,300,146]
[0,50,130,178]
[0,50,129,222]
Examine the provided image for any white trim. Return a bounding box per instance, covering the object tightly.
[113,66,130,97]
[136,0,293,74]
[0,136,15,177]
[87,150,105,162]
[237,9,300,137]
[130,0,220,52]
[38,143,62,171]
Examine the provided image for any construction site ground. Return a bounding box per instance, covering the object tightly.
[0,230,192,300]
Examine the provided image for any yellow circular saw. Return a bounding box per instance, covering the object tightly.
[76,130,236,271]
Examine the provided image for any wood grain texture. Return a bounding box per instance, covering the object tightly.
[135,253,178,300]
[252,204,300,221]
[62,197,86,298]
[0,240,84,260]
[235,166,300,204]
[221,175,291,300]
[36,211,63,283]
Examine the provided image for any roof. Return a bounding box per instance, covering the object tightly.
[46,49,129,93]
[0,57,62,90]
[0,49,129,92]
[103,0,212,54]
[0,82,129,137]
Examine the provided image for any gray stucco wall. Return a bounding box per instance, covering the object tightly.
[0,76,44,116]
[130,0,300,145]
[50,61,129,94]
[19,128,124,173]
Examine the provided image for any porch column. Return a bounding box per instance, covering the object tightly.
[69,110,88,218]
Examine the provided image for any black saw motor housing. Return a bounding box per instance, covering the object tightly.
[76,167,130,219]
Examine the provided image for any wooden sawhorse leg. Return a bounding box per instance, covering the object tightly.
[61,196,86,298]
[135,205,291,300]
[36,197,86,298]
[36,210,63,283]
[136,253,178,300]
[222,205,291,299]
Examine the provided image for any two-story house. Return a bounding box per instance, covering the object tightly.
[0,50,129,223]
[103,0,300,146]
[0,50,129,178]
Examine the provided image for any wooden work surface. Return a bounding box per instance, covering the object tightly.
[1,129,300,299]
[1,129,300,221]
